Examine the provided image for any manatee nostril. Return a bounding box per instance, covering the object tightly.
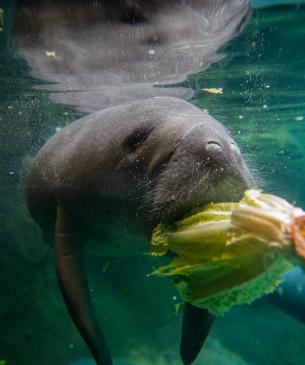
[230,142,240,154]
[206,141,222,152]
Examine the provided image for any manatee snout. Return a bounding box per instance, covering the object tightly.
[202,134,251,182]
[150,121,254,223]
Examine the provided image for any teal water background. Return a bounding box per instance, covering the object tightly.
[1,2,305,365]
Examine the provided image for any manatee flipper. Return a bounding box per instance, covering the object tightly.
[268,268,305,323]
[180,303,214,365]
[55,206,112,365]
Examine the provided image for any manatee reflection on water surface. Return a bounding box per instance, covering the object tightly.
[1,1,305,365]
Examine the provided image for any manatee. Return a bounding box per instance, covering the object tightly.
[26,96,254,365]
[16,0,254,364]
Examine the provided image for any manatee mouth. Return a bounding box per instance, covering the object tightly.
[151,171,251,225]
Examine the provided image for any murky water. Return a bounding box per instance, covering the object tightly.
[1,2,305,365]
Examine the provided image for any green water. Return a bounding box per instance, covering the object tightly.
[188,5,305,207]
[1,3,305,365]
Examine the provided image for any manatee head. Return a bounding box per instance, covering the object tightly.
[138,108,254,225]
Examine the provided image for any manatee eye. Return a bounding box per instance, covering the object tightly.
[124,128,149,153]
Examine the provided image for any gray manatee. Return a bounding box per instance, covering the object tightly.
[17,0,253,364]
[26,97,254,365]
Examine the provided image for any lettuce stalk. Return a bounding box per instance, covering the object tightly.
[150,190,305,315]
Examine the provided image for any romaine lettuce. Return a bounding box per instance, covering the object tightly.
[150,190,305,315]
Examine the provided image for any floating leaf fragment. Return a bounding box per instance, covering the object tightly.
[45,50,57,58]
[201,87,223,94]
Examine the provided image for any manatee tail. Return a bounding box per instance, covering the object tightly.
[180,303,214,365]
[55,205,112,365]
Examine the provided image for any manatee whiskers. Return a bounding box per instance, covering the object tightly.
[148,163,212,222]
[145,147,252,225]
[205,175,248,203]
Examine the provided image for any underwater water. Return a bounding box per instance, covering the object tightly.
[1,1,305,365]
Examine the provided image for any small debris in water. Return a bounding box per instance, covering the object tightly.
[7,105,13,109]
[148,49,155,55]
[55,127,62,132]
[201,88,223,95]
[8,171,14,175]
[295,116,304,122]
[69,343,75,349]
[101,261,110,273]
[63,112,69,116]
[238,115,244,120]
[263,104,268,109]
[264,84,270,88]
[45,50,57,58]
